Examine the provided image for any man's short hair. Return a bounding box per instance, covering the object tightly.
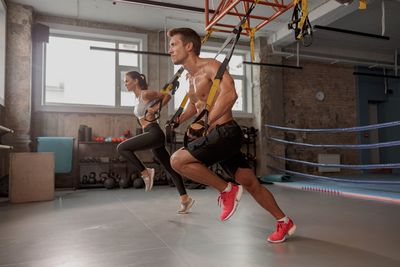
[167,28,201,56]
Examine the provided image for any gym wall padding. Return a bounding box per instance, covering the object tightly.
[37,137,74,173]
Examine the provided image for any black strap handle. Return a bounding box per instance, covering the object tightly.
[144,67,185,122]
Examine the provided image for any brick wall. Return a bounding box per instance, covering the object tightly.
[281,60,360,174]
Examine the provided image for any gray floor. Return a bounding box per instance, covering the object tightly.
[1,184,400,267]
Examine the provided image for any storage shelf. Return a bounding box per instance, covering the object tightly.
[78,138,128,189]
[79,162,127,166]
[79,183,104,189]
[0,125,13,133]
[78,141,121,145]
[0,125,13,149]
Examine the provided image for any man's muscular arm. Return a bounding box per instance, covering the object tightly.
[177,74,198,125]
[143,91,170,114]
[177,101,197,124]
[207,69,238,127]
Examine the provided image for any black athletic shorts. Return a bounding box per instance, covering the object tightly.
[186,120,250,176]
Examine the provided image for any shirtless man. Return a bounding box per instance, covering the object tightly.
[168,28,296,243]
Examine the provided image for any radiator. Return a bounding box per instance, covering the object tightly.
[318,154,340,173]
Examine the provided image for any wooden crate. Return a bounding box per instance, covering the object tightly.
[9,152,55,203]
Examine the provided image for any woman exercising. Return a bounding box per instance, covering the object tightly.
[117,71,194,214]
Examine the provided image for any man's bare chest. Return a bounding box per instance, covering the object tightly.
[189,72,212,101]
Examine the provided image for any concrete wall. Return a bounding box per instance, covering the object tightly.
[3,3,33,152]
[257,39,285,176]
[357,67,400,173]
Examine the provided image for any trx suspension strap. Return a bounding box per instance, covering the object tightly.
[359,0,366,10]
[144,66,184,122]
[165,32,215,142]
[147,28,218,125]
[165,21,247,141]
[165,94,189,143]
[288,0,312,46]
[181,1,258,147]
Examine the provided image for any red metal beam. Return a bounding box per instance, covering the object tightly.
[209,0,227,24]
[226,12,272,20]
[204,0,294,36]
[255,1,294,31]
[241,0,288,8]
[205,0,241,31]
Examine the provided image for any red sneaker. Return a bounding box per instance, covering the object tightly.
[218,183,243,221]
[267,218,296,243]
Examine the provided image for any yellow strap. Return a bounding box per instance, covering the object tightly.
[296,0,309,40]
[160,84,173,95]
[180,94,189,108]
[241,0,259,29]
[205,79,221,110]
[249,28,257,62]
[359,0,366,10]
[202,30,213,45]
[202,0,257,113]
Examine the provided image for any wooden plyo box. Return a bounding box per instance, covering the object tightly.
[9,152,55,203]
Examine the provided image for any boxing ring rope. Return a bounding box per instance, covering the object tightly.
[266,121,400,184]
[269,137,400,149]
[265,120,400,132]
[268,154,400,170]
[268,166,400,185]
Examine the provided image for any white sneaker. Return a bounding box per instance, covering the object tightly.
[143,168,155,192]
[177,197,195,214]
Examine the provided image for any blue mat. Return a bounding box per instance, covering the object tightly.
[260,174,291,183]
[37,137,74,173]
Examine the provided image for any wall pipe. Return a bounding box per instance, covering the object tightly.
[270,43,395,70]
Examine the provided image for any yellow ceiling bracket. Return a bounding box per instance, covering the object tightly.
[249,28,257,62]
[359,0,366,10]
[202,29,214,45]
[297,0,309,40]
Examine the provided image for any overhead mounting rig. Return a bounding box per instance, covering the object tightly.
[204,0,294,35]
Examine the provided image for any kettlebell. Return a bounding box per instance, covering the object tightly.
[119,176,132,189]
[104,177,116,189]
[81,175,88,184]
[89,172,96,184]
[133,178,144,189]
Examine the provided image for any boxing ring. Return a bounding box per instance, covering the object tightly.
[266,121,400,203]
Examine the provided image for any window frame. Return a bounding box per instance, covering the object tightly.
[168,41,253,116]
[33,23,148,114]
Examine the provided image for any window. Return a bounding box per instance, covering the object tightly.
[172,48,250,113]
[42,29,147,111]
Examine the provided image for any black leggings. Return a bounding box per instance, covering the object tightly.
[117,123,187,196]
